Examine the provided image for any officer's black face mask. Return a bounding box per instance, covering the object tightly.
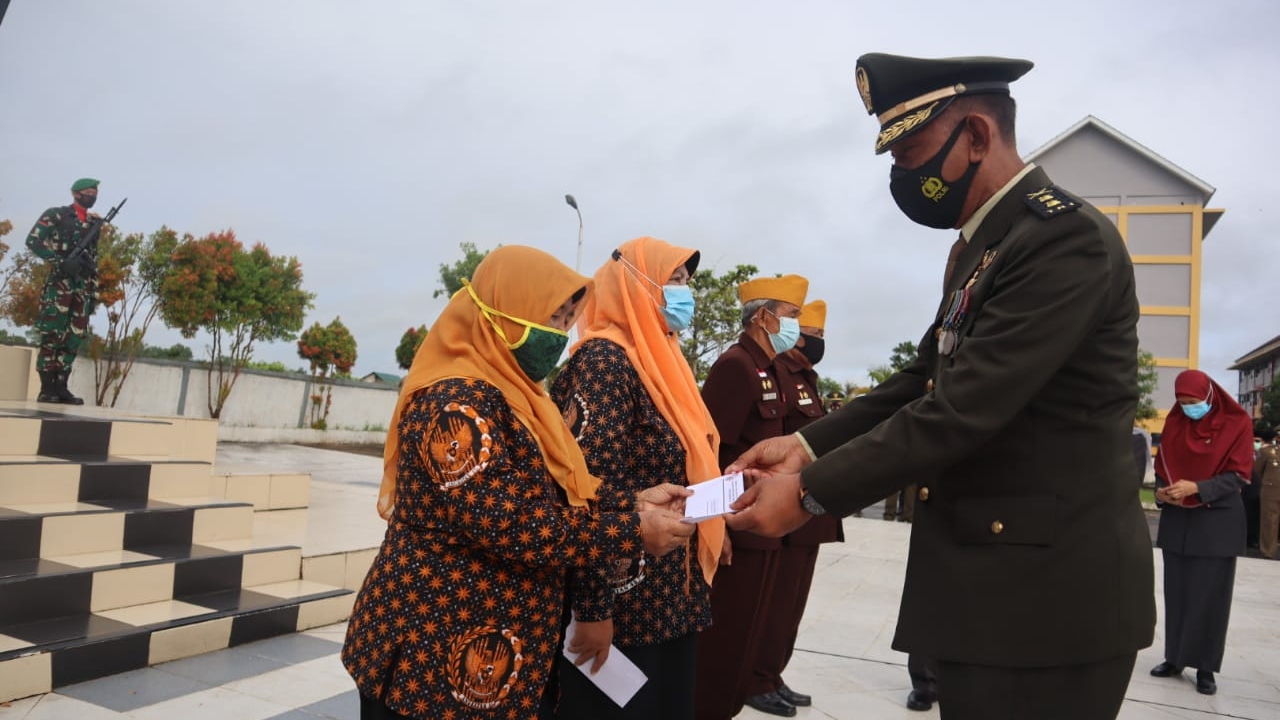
[74,192,97,209]
[798,335,825,365]
[889,120,980,229]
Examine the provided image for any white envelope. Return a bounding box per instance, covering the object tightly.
[561,619,648,707]
[682,472,746,522]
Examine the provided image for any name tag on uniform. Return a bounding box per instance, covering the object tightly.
[762,392,778,401]
[798,397,813,406]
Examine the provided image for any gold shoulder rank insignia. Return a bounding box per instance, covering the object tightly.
[1024,185,1081,219]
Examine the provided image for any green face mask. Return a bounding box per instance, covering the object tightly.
[463,280,569,382]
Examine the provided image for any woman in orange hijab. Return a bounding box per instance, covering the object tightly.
[550,237,723,720]
[341,246,695,720]
[1150,369,1253,696]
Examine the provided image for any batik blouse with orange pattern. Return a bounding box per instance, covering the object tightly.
[552,339,713,647]
[341,377,642,720]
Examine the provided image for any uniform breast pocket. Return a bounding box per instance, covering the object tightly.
[952,494,1058,546]
[756,398,785,420]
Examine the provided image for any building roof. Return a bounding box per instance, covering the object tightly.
[1228,334,1280,371]
[1027,115,1217,204]
[1026,116,1223,237]
[361,371,403,384]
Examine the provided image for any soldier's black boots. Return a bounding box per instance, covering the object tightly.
[37,370,84,405]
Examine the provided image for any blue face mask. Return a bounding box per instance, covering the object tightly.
[769,315,801,354]
[1181,401,1211,421]
[660,285,695,332]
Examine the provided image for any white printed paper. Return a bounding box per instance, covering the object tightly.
[562,619,648,707]
[682,472,746,522]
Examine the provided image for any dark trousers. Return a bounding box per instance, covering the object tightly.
[749,543,820,695]
[936,653,1136,720]
[359,694,413,720]
[695,545,779,720]
[1163,551,1236,672]
[908,653,937,694]
[556,632,697,720]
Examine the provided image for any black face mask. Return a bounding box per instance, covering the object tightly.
[888,120,980,229]
[74,193,97,209]
[798,335,825,365]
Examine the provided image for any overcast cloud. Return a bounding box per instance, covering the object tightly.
[1,0,1276,395]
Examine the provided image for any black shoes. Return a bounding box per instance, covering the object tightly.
[776,682,811,707]
[37,370,84,405]
[1152,663,1216,695]
[744,691,796,717]
[906,688,936,711]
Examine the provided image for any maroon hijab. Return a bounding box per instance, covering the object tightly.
[1157,370,1253,507]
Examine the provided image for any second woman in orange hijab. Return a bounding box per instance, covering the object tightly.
[551,237,723,720]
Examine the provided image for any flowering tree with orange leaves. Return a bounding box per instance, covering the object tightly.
[159,230,313,418]
[297,316,357,429]
[86,225,183,406]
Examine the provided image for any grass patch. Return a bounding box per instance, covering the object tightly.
[1140,487,1155,505]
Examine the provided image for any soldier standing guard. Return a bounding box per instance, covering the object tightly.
[25,178,103,404]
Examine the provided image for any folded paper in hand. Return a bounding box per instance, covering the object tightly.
[683,472,746,522]
[562,619,647,707]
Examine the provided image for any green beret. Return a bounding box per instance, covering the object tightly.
[70,178,100,192]
[855,53,1034,154]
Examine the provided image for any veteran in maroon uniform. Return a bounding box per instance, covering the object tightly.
[695,274,808,720]
[748,299,842,711]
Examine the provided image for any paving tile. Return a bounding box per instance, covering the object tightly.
[57,666,211,712]
[293,687,359,718]
[235,632,342,664]
[125,685,295,720]
[156,646,290,686]
[0,693,123,720]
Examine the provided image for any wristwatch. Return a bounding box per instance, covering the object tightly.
[799,485,827,516]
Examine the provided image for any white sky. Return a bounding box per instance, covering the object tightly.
[1,0,1276,398]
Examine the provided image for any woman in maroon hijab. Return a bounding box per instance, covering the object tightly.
[1150,370,1253,696]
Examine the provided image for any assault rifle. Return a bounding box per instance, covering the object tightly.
[60,197,127,280]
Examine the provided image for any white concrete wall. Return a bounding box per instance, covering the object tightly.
[6,350,403,437]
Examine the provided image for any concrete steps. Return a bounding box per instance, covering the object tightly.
[0,406,353,702]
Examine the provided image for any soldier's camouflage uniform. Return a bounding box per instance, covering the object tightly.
[26,205,98,374]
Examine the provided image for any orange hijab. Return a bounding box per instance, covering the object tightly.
[574,236,724,585]
[378,245,599,520]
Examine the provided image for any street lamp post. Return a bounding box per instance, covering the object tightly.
[565,194,583,272]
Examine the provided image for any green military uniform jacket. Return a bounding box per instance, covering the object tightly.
[799,167,1155,667]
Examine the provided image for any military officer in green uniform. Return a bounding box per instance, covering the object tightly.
[725,54,1155,720]
[25,178,103,404]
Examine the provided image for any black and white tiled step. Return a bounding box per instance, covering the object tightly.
[0,580,353,699]
[0,405,217,463]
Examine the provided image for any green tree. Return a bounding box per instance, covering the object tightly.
[396,324,428,371]
[87,225,182,406]
[681,263,758,382]
[889,340,919,371]
[0,327,32,346]
[0,218,16,313]
[1260,375,1280,431]
[867,365,894,386]
[434,242,493,299]
[159,230,314,418]
[298,316,358,430]
[867,340,919,387]
[138,342,194,360]
[817,376,845,398]
[1135,348,1160,422]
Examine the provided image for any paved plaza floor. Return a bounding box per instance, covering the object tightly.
[3,444,1277,719]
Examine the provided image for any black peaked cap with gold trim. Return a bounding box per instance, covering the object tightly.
[855,53,1034,154]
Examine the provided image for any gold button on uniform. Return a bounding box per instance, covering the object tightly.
[926,379,935,392]
[918,486,930,502]
[991,520,1004,535]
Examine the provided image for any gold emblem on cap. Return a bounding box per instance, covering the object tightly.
[876,101,939,152]
[855,66,873,114]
